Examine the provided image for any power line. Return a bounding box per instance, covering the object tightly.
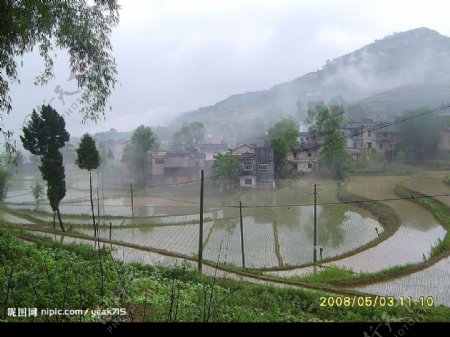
[212,192,450,209]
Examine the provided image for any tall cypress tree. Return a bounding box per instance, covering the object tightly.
[75,133,100,236]
[21,105,70,232]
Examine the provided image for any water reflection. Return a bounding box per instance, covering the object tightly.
[277,205,379,266]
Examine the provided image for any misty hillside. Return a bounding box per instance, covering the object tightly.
[176,27,450,138]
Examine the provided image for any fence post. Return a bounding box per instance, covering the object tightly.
[130,183,134,226]
[97,186,100,227]
[198,170,204,272]
[239,201,245,269]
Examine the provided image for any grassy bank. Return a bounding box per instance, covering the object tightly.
[1,229,449,322]
[290,264,416,287]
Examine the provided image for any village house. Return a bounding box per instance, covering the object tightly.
[231,142,275,189]
[151,148,205,185]
[340,119,396,161]
[198,142,229,161]
[287,142,320,174]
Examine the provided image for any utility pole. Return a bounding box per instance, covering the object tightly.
[239,201,246,269]
[130,183,134,226]
[97,186,100,226]
[309,183,321,273]
[198,170,204,272]
[101,169,104,216]
[313,183,317,268]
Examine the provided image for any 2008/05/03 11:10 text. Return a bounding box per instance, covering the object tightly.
[319,296,435,307]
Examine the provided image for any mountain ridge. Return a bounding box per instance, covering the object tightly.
[176,27,450,138]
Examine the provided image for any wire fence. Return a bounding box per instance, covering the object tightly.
[4,170,450,270]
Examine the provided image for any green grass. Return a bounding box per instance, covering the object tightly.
[290,264,415,286]
[290,266,355,283]
[1,229,449,322]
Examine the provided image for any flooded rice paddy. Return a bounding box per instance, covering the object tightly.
[342,176,447,269]
[3,170,450,305]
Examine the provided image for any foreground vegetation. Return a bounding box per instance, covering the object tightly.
[1,230,449,322]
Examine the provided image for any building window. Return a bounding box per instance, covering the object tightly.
[243,163,253,171]
[259,163,268,171]
[353,141,358,148]
[308,152,311,157]
[293,152,297,159]
[244,178,252,185]
[368,130,372,137]
[155,158,164,164]
[379,143,383,149]
[367,142,372,149]
[308,163,312,169]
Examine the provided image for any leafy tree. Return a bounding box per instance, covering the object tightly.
[306,103,351,180]
[0,149,23,174]
[0,167,10,203]
[20,105,70,231]
[41,151,67,228]
[397,109,441,162]
[75,133,100,235]
[0,0,119,120]
[211,150,240,192]
[122,125,158,188]
[31,180,45,209]
[267,117,299,177]
[171,122,206,150]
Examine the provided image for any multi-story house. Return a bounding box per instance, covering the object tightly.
[151,148,205,185]
[341,119,396,161]
[287,142,320,174]
[232,143,275,189]
[373,124,397,161]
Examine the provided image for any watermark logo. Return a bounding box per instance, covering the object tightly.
[22,65,84,128]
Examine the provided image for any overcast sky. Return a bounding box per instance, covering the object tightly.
[4,0,450,141]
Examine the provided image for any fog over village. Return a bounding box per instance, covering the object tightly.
[1,0,450,328]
